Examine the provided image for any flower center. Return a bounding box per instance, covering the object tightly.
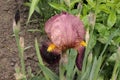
[80,41,87,47]
[47,44,56,52]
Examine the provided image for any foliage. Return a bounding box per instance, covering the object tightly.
[15,0,120,80]
[24,0,59,22]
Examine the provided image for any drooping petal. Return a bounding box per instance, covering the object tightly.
[40,42,61,64]
[76,46,85,70]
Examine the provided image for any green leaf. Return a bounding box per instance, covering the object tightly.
[107,11,117,28]
[93,55,103,80]
[95,23,107,34]
[106,2,115,8]
[108,53,117,62]
[114,37,120,45]
[98,4,110,14]
[115,15,120,27]
[66,49,77,80]
[24,2,41,15]
[82,4,90,16]
[38,64,59,80]
[35,6,42,15]
[95,23,110,44]
[49,2,67,11]
[59,61,66,80]
[82,15,89,27]
[89,57,97,80]
[111,47,120,80]
[89,55,103,80]
[80,65,91,80]
[35,38,44,65]
[97,0,107,4]
[64,0,70,7]
[31,76,46,80]
[87,33,97,53]
[27,0,39,23]
[69,9,79,15]
[82,28,96,74]
[70,0,81,9]
[116,9,120,14]
[114,0,120,3]
[116,2,120,8]
[24,2,31,7]
[87,0,95,8]
[100,29,119,56]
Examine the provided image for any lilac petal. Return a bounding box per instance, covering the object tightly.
[40,42,61,64]
[76,46,85,70]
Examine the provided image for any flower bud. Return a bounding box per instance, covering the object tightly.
[88,12,96,27]
[88,52,92,64]
[13,10,20,34]
[85,28,90,44]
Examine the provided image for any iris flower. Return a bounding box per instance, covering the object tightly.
[40,12,86,70]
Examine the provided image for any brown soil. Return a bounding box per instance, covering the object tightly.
[0,0,45,80]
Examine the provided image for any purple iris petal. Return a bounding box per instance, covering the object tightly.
[40,43,61,64]
[76,46,85,70]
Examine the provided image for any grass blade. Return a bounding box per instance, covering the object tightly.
[38,64,59,80]
[49,2,67,11]
[66,49,77,80]
[35,38,44,65]
[111,47,120,80]
[89,57,97,80]
[27,0,39,23]
[59,61,66,80]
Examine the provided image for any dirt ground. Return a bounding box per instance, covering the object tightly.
[0,0,45,79]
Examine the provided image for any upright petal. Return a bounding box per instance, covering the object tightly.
[45,12,85,50]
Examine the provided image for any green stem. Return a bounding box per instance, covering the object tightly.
[111,46,120,80]
[82,26,94,73]
[15,33,26,80]
[111,60,119,80]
